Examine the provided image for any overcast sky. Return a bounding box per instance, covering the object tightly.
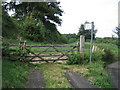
[57,0,119,37]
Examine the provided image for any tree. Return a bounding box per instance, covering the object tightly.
[77,24,97,40]
[113,27,120,47]
[3,1,63,31]
[2,1,67,43]
[77,24,85,35]
[77,24,90,40]
[21,15,45,42]
[2,9,19,38]
[114,27,120,39]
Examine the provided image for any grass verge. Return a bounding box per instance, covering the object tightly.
[2,58,32,88]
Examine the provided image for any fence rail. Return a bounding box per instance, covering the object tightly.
[9,40,25,43]
[29,59,68,62]
[8,44,79,47]
[7,53,73,57]
[32,49,78,53]
[26,45,78,47]
[9,44,21,47]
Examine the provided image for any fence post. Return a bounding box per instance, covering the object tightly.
[23,40,26,50]
[80,35,85,54]
[21,40,27,61]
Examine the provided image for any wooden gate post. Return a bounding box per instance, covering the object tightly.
[22,40,27,61]
[23,40,26,50]
[80,35,85,54]
[19,40,26,50]
[19,40,27,61]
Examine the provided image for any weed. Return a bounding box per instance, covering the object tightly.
[67,54,84,65]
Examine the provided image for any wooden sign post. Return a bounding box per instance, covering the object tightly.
[80,35,85,54]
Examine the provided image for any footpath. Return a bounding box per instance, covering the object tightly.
[26,69,46,88]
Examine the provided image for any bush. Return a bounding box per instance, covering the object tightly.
[67,50,104,65]
[92,50,104,62]
[67,54,84,65]
[2,41,11,56]
[68,43,118,65]
[83,50,104,63]
[102,49,115,63]
[96,44,117,63]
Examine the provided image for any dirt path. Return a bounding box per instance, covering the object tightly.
[26,69,46,88]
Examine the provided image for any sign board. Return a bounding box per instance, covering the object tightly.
[84,23,92,30]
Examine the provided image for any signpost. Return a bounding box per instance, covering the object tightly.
[84,21,94,63]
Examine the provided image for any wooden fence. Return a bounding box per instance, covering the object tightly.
[5,40,79,63]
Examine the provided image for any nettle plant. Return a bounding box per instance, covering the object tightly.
[67,54,84,65]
